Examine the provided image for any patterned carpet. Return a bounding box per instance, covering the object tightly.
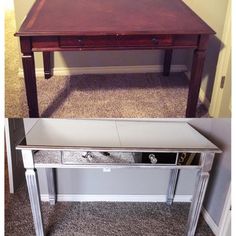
[5,183,214,236]
[5,10,208,118]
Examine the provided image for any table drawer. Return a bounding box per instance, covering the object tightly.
[142,152,178,165]
[33,151,199,166]
[59,35,173,49]
[63,151,179,165]
[62,151,137,164]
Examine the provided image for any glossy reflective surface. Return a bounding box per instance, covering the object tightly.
[16,0,214,36]
[17,119,220,152]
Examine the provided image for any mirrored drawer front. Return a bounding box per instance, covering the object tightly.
[33,151,199,166]
[142,152,178,165]
[34,150,62,164]
[142,152,199,165]
[59,35,173,49]
[62,151,140,164]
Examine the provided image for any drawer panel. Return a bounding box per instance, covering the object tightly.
[62,151,179,165]
[59,35,173,48]
[142,152,178,165]
[33,151,199,166]
[32,36,59,49]
[173,35,199,47]
[142,152,199,165]
[62,151,138,164]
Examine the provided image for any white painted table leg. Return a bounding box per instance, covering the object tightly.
[166,169,179,205]
[46,168,56,205]
[25,169,45,236]
[22,150,45,236]
[185,152,215,236]
[186,171,209,236]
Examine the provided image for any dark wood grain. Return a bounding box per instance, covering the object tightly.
[43,52,52,79]
[20,37,39,117]
[15,0,215,36]
[186,35,209,117]
[31,35,199,52]
[163,49,173,76]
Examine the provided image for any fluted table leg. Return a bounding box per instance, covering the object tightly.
[166,169,179,205]
[25,169,45,236]
[46,168,56,205]
[22,150,45,236]
[185,152,214,236]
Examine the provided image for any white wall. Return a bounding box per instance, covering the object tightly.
[183,0,229,100]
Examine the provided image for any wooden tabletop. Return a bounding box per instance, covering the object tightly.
[16,0,215,36]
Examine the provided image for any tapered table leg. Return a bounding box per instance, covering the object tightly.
[22,53,39,117]
[166,169,179,205]
[163,49,173,76]
[25,169,45,236]
[186,35,209,117]
[20,37,39,117]
[185,49,206,117]
[186,171,209,236]
[185,152,214,236]
[46,168,56,205]
[43,52,52,79]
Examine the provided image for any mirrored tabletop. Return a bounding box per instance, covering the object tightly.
[17,119,220,153]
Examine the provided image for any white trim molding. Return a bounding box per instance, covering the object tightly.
[40,194,192,203]
[208,0,231,117]
[18,63,211,109]
[201,185,231,236]
[41,193,228,235]
[18,64,187,77]
[4,119,14,193]
[201,207,219,235]
[218,185,231,236]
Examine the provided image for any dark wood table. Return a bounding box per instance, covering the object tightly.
[15,0,215,118]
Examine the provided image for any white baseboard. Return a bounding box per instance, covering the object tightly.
[41,194,219,234]
[40,194,192,203]
[202,207,219,236]
[18,64,210,108]
[18,64,187,78]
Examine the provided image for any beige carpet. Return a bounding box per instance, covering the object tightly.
[5,10,21,117]
[5,182,214,236]
[5,10,208,118]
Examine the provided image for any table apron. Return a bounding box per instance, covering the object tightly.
[30,35,199,51]
[34,163,202,170]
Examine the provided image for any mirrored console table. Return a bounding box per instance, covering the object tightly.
[16,119,220,236]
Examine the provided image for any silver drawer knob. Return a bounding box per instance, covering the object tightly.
[152,38,158,44]
[78,39,82,43]
[82,151,93,159]
[149,154,158,164]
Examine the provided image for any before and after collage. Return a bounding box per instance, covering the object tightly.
[3,0,232,236]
